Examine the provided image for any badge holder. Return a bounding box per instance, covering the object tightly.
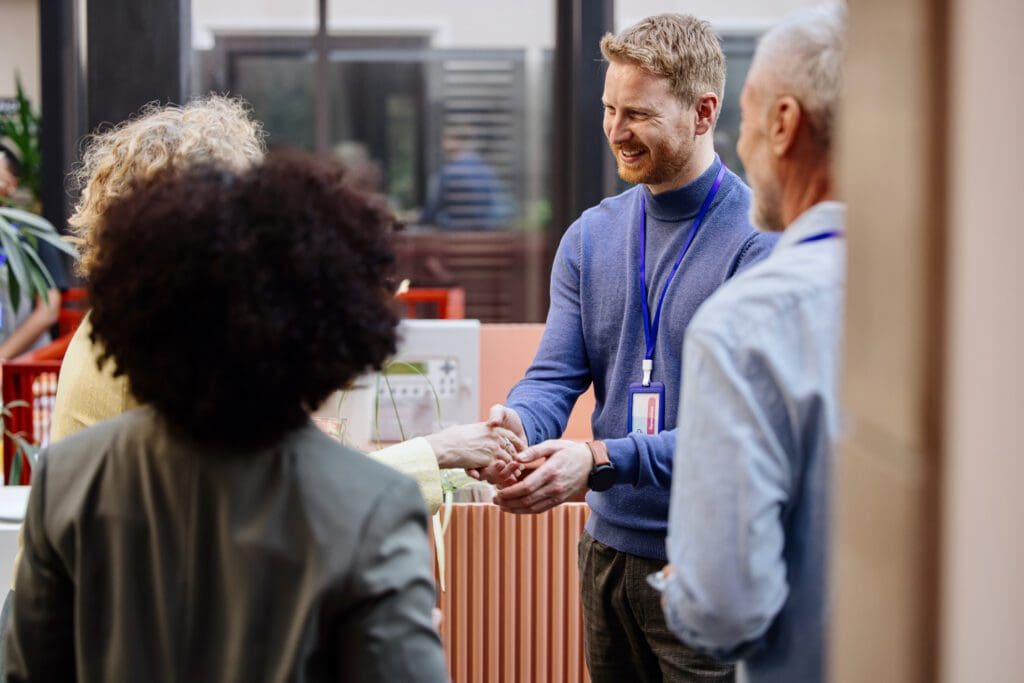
[628,359,665,436]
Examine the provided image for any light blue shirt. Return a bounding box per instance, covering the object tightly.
[663,201,846,683]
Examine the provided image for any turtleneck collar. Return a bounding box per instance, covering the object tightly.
[642,156,723,222]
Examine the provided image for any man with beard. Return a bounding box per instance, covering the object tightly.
[485,14,777,682]
[661,5,846,682]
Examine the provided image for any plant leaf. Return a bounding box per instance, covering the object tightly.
[0,209,78,257]
[6,256,19,311]
[23,242,57,292]
[13,226,77,258]
[10,434,39,470]
[0,207,54,231]
[8,448,21,486]
[0,225,32,313]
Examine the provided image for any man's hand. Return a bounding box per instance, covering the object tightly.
[425,422,525,470]
[466,458,523,487]
[492,439,592,514]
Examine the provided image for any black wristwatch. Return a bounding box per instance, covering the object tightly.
[586,440,616,492]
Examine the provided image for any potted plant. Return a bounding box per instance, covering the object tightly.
[0,73,75,312]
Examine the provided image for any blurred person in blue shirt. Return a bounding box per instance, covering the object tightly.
[661,4,847,682]
[421,128,512,230]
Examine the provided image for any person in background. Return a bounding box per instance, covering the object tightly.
[5,151,448,682]
[49,97,520,512]
[661,5,847,682]
[488,13,778,683]
[421,128,512,230]
[0,142,65,360]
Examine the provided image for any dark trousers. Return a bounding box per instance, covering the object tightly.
[579,532,735,683]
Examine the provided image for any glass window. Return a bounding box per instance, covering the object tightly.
[191,1,556,322]
[233,53,315,150]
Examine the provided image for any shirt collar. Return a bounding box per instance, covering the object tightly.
[774,200,847,253]
[642,156,723,222]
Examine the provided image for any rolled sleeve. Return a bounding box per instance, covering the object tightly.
[368,438,442,514]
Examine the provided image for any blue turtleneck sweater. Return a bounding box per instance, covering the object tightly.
[506,158,777,561]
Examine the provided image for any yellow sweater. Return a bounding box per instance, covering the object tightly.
[50,317,444,513]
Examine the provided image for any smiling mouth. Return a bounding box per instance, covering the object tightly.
[617,147,647,164]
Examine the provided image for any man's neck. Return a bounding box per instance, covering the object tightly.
[781,161,835,227]
[646,141,716,195]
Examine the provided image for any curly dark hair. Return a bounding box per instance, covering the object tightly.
[88,150,398,446]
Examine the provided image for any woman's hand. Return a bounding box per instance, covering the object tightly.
[425,422,526,471]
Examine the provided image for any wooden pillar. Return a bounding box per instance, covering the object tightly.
[830,0,948,680]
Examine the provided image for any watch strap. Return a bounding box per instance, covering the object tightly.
[586,440,610,468]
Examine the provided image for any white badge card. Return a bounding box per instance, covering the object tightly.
[628,381,666,435]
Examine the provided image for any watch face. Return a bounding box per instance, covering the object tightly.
[590,464,616,492]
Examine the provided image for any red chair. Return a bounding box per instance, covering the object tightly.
[57,287,88,337]
[396,287,466,319]
[1,333,72,484]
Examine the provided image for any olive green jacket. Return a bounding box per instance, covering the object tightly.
[6,409,447,683]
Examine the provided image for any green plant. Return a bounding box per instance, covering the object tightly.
[1,400,40,485]
[0,206,76,313]
[0,74,41,206]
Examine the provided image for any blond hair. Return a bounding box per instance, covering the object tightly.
[600,13,726,106]
[70,96,266,277]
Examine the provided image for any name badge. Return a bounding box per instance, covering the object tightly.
[628,381,665,435]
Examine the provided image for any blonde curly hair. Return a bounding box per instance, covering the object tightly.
[70,96,266,277]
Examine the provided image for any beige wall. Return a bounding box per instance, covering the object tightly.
[0,0,40,106]
[616,0,823,31]
[941,0,1024,680]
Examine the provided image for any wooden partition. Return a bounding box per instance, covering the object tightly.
[433,503,590,683]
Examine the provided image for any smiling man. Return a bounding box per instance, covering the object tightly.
[487,14,777,682]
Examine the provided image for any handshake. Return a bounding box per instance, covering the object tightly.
[426,404,595,514]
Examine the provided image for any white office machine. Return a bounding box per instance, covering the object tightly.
[372,319,480,443]
[322,319,481,449]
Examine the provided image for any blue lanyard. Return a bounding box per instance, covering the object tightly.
[796,229,844,245]
[638,162,726,384]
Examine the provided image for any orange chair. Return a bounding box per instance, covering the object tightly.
[397,287,466,319]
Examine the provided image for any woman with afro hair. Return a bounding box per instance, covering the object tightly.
[5,151,448,682]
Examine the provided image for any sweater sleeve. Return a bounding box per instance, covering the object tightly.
[506,224,592,444]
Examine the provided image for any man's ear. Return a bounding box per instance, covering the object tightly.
[769,95,802,157]
[693,93,719,136]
